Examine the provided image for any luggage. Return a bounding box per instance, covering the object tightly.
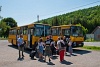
[30,50,36,59]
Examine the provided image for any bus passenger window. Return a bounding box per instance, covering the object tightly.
[51,29,56,35]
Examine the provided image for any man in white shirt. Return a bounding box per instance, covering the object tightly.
[17,35,24,59]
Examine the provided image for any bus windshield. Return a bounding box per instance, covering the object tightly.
[34,25,51,36]
[34,28,44,36]
[62,29,70,36]
[70,26,83,36]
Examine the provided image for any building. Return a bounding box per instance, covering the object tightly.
[92,26,100,41]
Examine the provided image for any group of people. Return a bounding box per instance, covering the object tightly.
[57,36,73,62]
[17,34,73,62]
[36,36,55,62]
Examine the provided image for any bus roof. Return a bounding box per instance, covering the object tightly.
[10,26,20,30]
[51,26,60,28]
[10,23,51,29]
[51,24,81,29]
[28,23,51,28]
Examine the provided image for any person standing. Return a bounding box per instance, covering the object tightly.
[68,38,73,56]
[50,39,55,57]
[17,34,24,59]
[49,35,55,57]
[57,37,65,62]
[44,36,52,62]
[37,38,44,60]
[63,36,67,55]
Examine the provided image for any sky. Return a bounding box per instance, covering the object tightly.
[0,0,100,26]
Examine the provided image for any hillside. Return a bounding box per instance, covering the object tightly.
[37,5,100,33]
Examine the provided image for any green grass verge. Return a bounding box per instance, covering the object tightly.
[85,38,100,42]
[0,38,8,40]
[81,45,100,51]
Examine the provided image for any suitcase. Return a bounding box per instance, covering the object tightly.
[30,50,36,59]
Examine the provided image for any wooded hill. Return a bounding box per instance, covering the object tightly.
[37,5,100,33]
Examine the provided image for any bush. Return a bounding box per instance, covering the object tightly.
[82,46,100,51]
[85,38,94,42]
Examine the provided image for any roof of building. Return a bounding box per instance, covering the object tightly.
[91,26,100,34]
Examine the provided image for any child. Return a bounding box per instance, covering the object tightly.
[37,38,44,60]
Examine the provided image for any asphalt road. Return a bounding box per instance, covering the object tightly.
[84,42,100,47]
[0,40,100,67]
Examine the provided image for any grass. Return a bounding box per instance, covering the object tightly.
[0,37,8,40]
[85,38,100,42]
[81,45,100,51]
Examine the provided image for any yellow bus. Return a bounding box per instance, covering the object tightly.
[8,23,51,49]
[8,27,20,45]
[51,25,84,47]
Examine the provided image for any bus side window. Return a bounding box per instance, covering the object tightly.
[30,29,34,35]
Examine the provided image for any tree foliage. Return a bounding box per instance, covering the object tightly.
[39,5,100,34]
[0,21,10,37]
[0,17,17,37]
[76,23,88,36]
[1,17,17,27]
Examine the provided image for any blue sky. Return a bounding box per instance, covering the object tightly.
[0,0,100,26]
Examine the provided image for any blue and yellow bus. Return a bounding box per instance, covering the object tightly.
[8,23,51,49]
[51,25,84,47]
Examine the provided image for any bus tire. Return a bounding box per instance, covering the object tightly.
[81,42,84,47]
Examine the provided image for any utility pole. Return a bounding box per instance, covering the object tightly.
[37,15,39,23]
[0,6,3,20]
[0,6,1,11]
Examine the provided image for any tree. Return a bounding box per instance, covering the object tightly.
[1,17,17,28]
[0,21,10,38]
[0,17,17,38]
[39,5,100,33]
[52,16,59,26]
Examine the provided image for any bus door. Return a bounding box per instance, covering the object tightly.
[28,28,33,48]
[16,29,20,45]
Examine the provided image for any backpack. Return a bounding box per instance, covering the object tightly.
[60,41,65,47]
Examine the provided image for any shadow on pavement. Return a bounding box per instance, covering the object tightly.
[66,54,77,57]
[47,62,55,65]
[38,59,46,63]
[8,45,31,54]
[37,59,55,65]
[8,45,91,58]
[60,60,73,65]
[51,55,58,60]
[73,48,91,55]
[17,57,24,61]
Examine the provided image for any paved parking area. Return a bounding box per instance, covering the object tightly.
[84,42,100,47]
[0,40,100,67]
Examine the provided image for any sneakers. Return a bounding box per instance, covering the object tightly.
[43,58,51,62]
